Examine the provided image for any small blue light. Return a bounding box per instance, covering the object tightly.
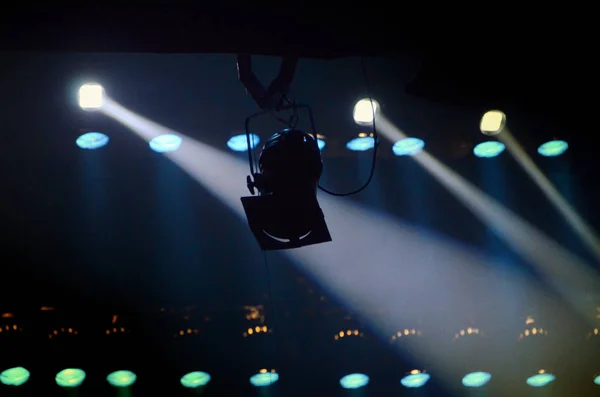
[76,132,109,150]
[538,140,568,157]
[339,373,369,389]
[392,137,424,156]
[526,373,555,387]
[317,139,326,150]
[462,372,492,388]
[401,373,430,388]
[227,134,260,152]
[149,134,182,153]
[249,372,279,387]
[473,141,505,158]
[346,137,375,151]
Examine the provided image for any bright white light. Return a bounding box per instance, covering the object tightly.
[353,98,380,126]
[78,83,104,110]
[480,110,506,136]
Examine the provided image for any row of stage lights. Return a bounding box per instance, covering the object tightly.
[76,84,569,158]
[3,366,598,391]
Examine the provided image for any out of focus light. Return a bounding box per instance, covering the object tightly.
[227,133,260,152]
[526,371,555,387]
[106,370,137,387]
[339,373,369,389]
[392,137,424,156]
[76,132,109,150]
[462,371,491,387]
[249,371,279,387]
[353,98,379,126]
[149,134,182,153]
[346,137,375,151]
[473,141,505,158]
[537,140,568,157]
[78,83,104,110]
[55,369,86,388]
[480,110,506,135]
[594,375,600,385]
[401,371,430,388]
[317,139,326,150]
[180,371,211,388]
[0,367,30,386]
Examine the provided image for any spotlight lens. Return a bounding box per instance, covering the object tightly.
[400,373,430,388]
[106,370,137,387]
[526,373,555,387]
[317,139,326,150]
[180,371,211,388]
[473,141,505,158]
[346,137,375,151]
[462,371,491,388]
[78,83,104,110]
[227,133,260,152]
[56,368,86,388]
[76,132,109,150]
[392,137,424,156]
[480,110,506,135]
[537,140,568,157]
[149,134,182,153]
[353,98,379,125]
[249,372,279,387]
[0,367,30,386]
[339,373,370,389]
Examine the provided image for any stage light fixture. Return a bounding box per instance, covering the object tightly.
[473,141,505,158]
[76,132,109,150]
[237,55,331,251]
[526,371,555,387]
[55,368,86,387]
[400,370,430,388]
[78,83,104,110]
[249,371,279,387]
[537,140,568,157]
[0,367,30,386]
[346,136,376,151]
[462,371,491,387]
[106,370,137,387]
[149,134,182,153]
[353,98,379,126]
[392,137,425,156]
[180,371,211,388]
[339,373,370,389]
[480,110,506,136]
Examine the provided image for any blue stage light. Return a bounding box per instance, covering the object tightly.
[249,371,279,387]
[346,137,375,151]
[317,139,326,150]
[149,134,182,153]
[538,140,568,157]
[462,371,491,387]
[227,134,260,152]
[76,132,109,150]
[526,373,555,387]
[392,137,424,156]
[339,373,369,389]
[400,372,430,388]
[180,371,211,388]
[473,141,505,158]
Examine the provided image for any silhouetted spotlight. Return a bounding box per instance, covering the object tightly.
[76,132,109,150]
[353,98,380,126]
[249,370,279,387]
[0,367,30,386]
[339,373,369,389]
[392,137,425,156]
[227,133,260,152]
[180,371,211,389]
[400,370,430,388]
[106,370,137,387]
[462,371,491,388]
[55,368,86,387]
[537,140,569,157]
[149,134,182,153]
[473,141,505,158]
[242,128,331,250]
[526,370,555,387]
[480,110,506,135]
[78,83,104,110]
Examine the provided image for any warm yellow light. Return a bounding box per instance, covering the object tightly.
[262,326,267,332]
[259,368,267,374]
[410,369,420,375]
[480,110,506,136]
[525,330,530,336]
[404,329,409,335]
[1,313,14,318]
[255,326,261,332]
[467,327,473,334]
[532,328,537,335]
[248,328,253,335]
[339,331,344,337]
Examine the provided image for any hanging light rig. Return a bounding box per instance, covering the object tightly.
[237,54,332,251]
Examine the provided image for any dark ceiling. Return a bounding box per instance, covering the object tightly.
[0,13,599,397]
